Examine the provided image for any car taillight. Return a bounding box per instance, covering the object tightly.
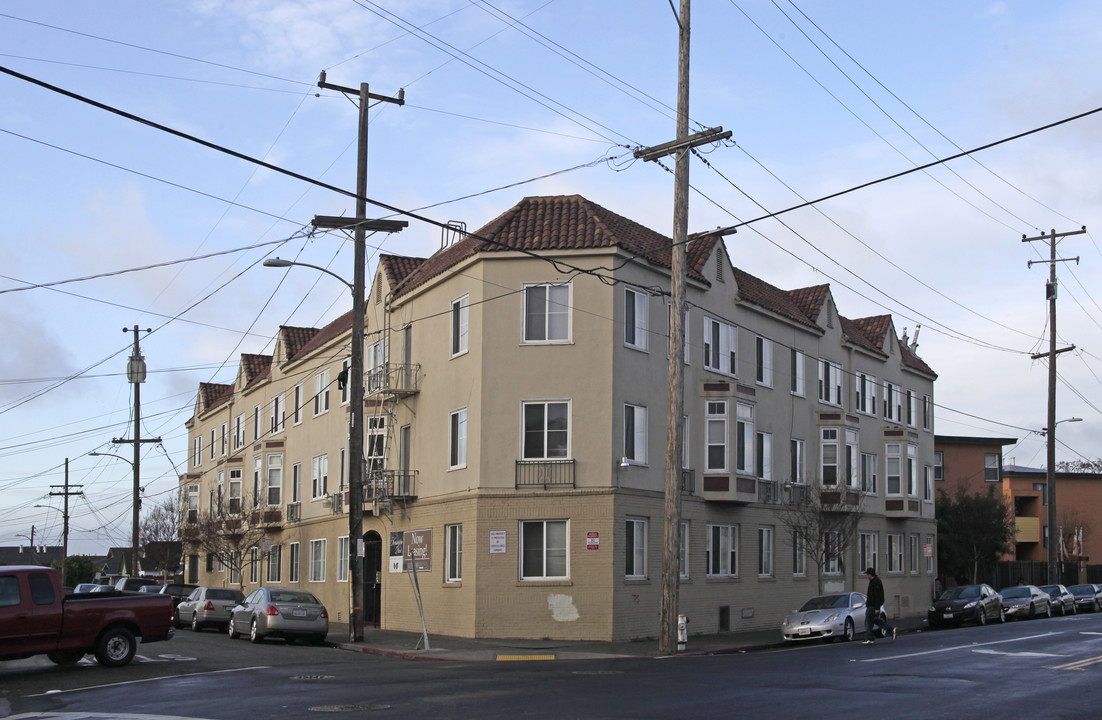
[204,601,215,611]
[321,607,329,619]
[266,605,280,616]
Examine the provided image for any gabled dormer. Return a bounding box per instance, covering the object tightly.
[274,325,320,367]
[236,353,272,393]
[193,382,233,419]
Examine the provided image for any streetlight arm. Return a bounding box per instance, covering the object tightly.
[263,258,353,293]
[88,451,134,466]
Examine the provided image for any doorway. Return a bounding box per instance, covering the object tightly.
[364,531,382,627]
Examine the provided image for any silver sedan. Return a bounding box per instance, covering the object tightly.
[227,587,329,644]
[1000,585,1053,620]
[781,592,879,643]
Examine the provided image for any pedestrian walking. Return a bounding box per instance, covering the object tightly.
[862,567,895,644]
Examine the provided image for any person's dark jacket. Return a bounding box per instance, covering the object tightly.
[866,574,885,609]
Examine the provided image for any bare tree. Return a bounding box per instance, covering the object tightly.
[140,495,180,581]
[1057,458,1102,473]
[778,484,865,594]
[179,490,270,590]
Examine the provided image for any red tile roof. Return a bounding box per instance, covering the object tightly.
[198,382,234,413]
[786,284,830,324]
[733,268,819,330]
[280,326,320,364]
[843,315,890,357]
[901,343,937,378]
[240,353,272,388]
[284,310,352,363]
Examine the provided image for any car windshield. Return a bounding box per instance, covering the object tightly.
[1069,585,1095,595]
[207,589,245,602]
[799,594,850,611]
[1040,586,1062,595]
[1001,587,1029,598]
[939,586,980,601]
[269,590,320,605]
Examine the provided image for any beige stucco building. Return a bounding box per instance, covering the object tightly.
[181,194,938,641]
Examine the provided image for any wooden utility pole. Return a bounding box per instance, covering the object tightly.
[1023,226,1084,584]
[50,460,83,587]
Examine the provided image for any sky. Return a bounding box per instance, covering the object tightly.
[2,1,1101,556]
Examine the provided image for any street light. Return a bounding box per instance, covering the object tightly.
[1041,416,1083,583]
[1040,417,1082,435]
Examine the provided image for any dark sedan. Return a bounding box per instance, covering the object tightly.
[928,584,1004,627]
[1039,584,1077,616]
[1068,584,1102,613]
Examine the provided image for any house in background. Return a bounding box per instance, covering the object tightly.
[1002,465,1102,565]
[0,545,64,567]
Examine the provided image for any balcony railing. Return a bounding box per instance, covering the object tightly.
[758,479,779,503]
[785,483,810,505]
[331,491,344,514]
[680,469,695,494]
[366,362,421,397]
[516,459,576,489]
[365,470,418,501]
[286,502,301,523]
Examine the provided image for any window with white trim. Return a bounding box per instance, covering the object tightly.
[792,529,806,576]
[267,544,282,583]
[209,429,215,463]
[790,438,805,484]
[845,429,859,488]
[187,484,199,524]
[821,428,839,486]
[887,534,903,573]
[266,454,282,506]
[922,394,932,431]
[253,456,262,509]
[907,444,917,496]
[228,469,242,515]
[934,451,943,482]
[253,404,261,441]
[755,336,772,386]
[790,349,805,396]
[520,519,568,579]
[625,517,647,579]
[271,393,285,434]
[340,358,351,405]
[291,463,301,504]
[707,524,738,577]
[367,416,386,473]
[679,521,690,579]
[449,408,467,469]
[293,384,303,425]
[523,283,571,343]
[220,423,227,456]
[884,382,901,422]
[906,389,917,427]
[703,317,737,375]
[984,453,1000,482]
[705,401,728,472]
[755,431,772,481]
[249,548,259,584]
[624,288,648,351]
[859,532,878,574]
[309,539,326,582]
[446,524,462,582]
[624,404,647,464]
[856,373,877,415]
[313,370,330,416]
[233,414,244,450]
[338,536,349,582]
[818,360,842,405]
[861,452,878,494]
[735,403,754,474]
[522,401,569,460]
[311,454,328,499]
[192,436,201,468]
[924,465,933,501]
[758,526,774,577]
[909,534,920,574]
[926,534,935,574]
[451,294,469,357]
[886,443,902,495]
[822,531,841,574]
[288,542,300,583]
[366,339,386,393]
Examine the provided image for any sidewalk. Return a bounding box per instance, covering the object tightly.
[327,617,929,662]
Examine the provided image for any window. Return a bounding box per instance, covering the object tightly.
[792,529,806,576]
[907,445,917,496]
[312,454,328,499]
[288,543,300,583]
[755,432,772,481]
[755,336,772,386]
[887,534,903,573]
[705,401,728,472]
[886,443,902,495]
[523,283,571,343]
[703,317,737,375]
[906,389,917,427]
[367,416,386,472]
[340,358,351,405]
[682,415,691,470]
[449,408,468,469]
[934,451,943,482]
[452,295,469,357]
[1034,482,1048,506]
[291,463,301,504]
[624,404,648,464]
[266,454,282,506]
[267,545,282,583]
[861,452,878,494]
[845,430,859,488]
[706,524,738,577]
[233,414,244,450]
[624,288,648,351]
[626,518,647,579]
[253,404,261,441]
[271,393,285,434]
[220,423,227,456]
[228,552,240,584]
[249,548,259,584]
[790,349,805,396]
[984,453,1000,482]
[313,370,330,416]
[446,524,463,582]
[735,403,754,474]
[859,532,878,574]
[856,373,877,415]
[193,436,201,467]
[338,536,349,583]
[822,531,841,574]
[758,526,774,577]
[818,360,842,405]
[909,534,920,574]
[821,428,839,486]
[522,401,569,459]
[925,535,935,574]
[679,521,690,579]
[884,383,901,422]
[924,465,933,501]
[253,456,262,508]
[293,384,303,425]
[209,429,215,463]
[922,394,932,430]
[366,339,386,393]
[790,439,805,484]
[520,520,568,579]
[188,554,200,584]
[187,484,199,524]
[228,469,242,515]
[309,539,326,582]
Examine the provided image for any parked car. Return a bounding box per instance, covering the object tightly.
[72,583,101,594]
[0,565,174,667]
[140,583,198,608]
[1067,584,1102,613]
[115,576,161,593]
[781,592,885,643]
[1039,584,1077,616]
[227,587,329,645]
[176,586,245,631]
[1000,585,1053,620]
[928,584,1005,627]
[89,584,115,593]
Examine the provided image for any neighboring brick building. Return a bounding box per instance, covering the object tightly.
[181,195,938,641]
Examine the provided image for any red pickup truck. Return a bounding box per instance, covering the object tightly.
[0,565,174,667]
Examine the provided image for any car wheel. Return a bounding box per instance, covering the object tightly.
[999,606,1006,623]
[843,618,855,642]
[1094,600,1099,613]
[172,610,182,629]
[94,627,137,667]
[250,618,264,644]
[1071,603,1077,615]
[227,617,240,640]
[1046,603,1053,618]
[1029,603,1036,619]
[191,613,202,632]
[978,608,987,626]
[47,650,85,666]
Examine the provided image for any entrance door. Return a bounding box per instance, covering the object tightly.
[364,531,382,627]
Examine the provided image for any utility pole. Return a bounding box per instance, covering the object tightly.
[316,71,405,643]
[50,459,83,587]
[113,326,161,578]
[1023,226,1084,584]
[634,0,730,654]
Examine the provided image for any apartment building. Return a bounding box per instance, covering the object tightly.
[181,194,938,641]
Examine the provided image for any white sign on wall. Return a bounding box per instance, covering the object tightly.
[489,530,507,554]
